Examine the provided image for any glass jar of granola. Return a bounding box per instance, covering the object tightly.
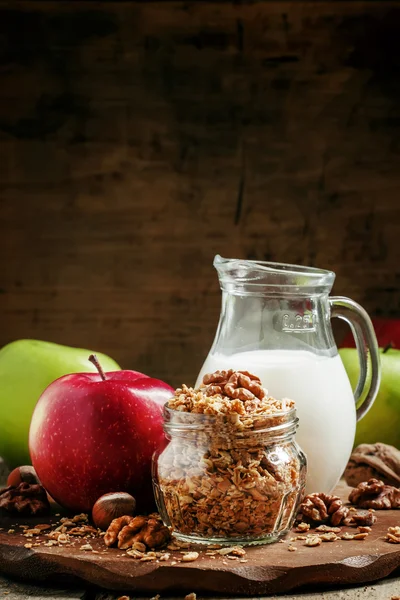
[152,370,307,545]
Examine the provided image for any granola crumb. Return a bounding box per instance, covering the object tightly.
[385,526,400,544]
[80,544,93,551]
[171,560,177,565]
[341,532,355,540]
[182,551,199,562]
[159,553,171,561]
[132,541,146,553]
[358,526,372,533]
[217,546,245,557]
[319,532,339,542]
[24,543,33,548]
[304,535,322,547]
[315,525,342,533]
[295,522,310,532]
[353,532,369,540]
[7,529,15,534]
[288,545,297,552]
[185,595,196,600]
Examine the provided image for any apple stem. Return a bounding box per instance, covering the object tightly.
[88,354,106,380]
[383,342,393,354]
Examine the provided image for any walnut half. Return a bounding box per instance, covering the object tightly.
[0,483,50,516]
[104,514,171,550]
[203,370,267,402]
[348,478,400,509]
[298,493,349,526]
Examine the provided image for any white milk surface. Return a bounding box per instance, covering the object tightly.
[197,349,356,493]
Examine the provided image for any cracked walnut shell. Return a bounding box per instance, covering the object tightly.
[104,514,171,550]
[344,443,400,488]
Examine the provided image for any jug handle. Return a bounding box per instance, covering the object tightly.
[329,296,381,421]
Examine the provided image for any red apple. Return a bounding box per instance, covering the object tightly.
[29,356,173,512]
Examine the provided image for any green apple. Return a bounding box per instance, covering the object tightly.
[0,339,120,468]
[339,347,400,448]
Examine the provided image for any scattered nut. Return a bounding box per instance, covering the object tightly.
[185,594,197,600]
[288,545,297,552]
[315,525,342,533]
[358,526,372,533]
[349,478,400,509]
[7,466,40,487]
[341,532,355,540]
[80,544,93,551]
[105,514,170,550]
[217,546,245,556]
[92,492,136,530]
[304,535,322,547]
[159,552,170,561]
[319,532,339,542]
[182,551,199,562]
[386,526,400,544]
[132,541,146,553]
[353,532,369,540]
[0,483,50,516]
[295,522,310,532]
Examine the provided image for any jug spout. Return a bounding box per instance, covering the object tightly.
[214,255,335,296]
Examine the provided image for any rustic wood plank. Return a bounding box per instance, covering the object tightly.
[0,482,399,595]
[0,1,399,385]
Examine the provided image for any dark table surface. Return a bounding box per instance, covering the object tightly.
[0,460,399,600]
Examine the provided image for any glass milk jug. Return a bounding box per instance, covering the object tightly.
[196,255,381,494]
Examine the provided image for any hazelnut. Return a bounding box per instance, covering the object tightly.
[92,492,136,530]
[7,466,40,487]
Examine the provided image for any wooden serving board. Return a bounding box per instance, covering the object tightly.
[0,484,399,596]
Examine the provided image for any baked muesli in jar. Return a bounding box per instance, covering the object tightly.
[152,369,307,544]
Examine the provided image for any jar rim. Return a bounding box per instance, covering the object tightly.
[163,403,296,420]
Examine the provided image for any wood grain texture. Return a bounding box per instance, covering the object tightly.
[0,1,400,385]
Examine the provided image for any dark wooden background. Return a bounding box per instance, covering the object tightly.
[1,1,400,386]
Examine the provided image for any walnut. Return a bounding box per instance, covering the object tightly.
[299,493,349,526]
[344,443,400,488]
[348,478,400,509]
[0,483,50,516]
[344,510,377,527]
[304,535,322,547]
[203,370,267,402]
[104,514,170,550]
[386,526,400,544]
